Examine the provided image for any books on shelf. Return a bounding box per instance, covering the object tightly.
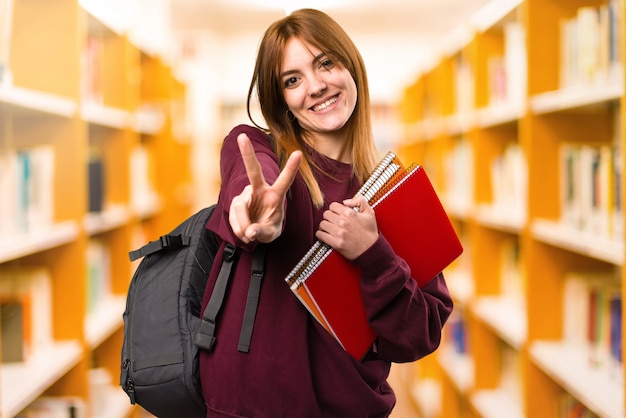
[129,144,160,216]
[1,300,25,362]
[559,142,622,241]
[490,142,527,224]
[82,35,103,104]
[559,1,623,89]
[0,146,55,239]
[443,135,474,216]
[86,238,111,314]
[563,270,622,376]
[500,238,525,305]
[454,52,475,115]
[503,21,527,108]
[558,392,600,418]
[447,308,469,356]
[88,152,105,213]
[487,21,527,109]
[285,152,463,360]
[0,268,53,362]
[500,343,523,404]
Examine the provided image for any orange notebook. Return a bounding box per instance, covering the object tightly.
[285,152,463,360]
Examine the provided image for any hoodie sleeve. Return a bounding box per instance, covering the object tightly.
[353,233,454,363]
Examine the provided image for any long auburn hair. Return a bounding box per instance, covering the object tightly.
[247,8,378,208]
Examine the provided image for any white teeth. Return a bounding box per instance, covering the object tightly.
[312,96,337,112]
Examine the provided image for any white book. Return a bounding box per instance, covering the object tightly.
[86,239,111,314]
[27,146,55,230]
[562,273,590,347]
[130,145,158,213]
[504,21,527,106]
[0,151,18,238]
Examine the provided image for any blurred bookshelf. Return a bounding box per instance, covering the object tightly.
[397,0,625,417]
[0,0,191,416]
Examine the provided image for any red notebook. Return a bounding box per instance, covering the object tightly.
[285,153,463,360]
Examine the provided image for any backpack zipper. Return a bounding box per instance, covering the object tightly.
[121,359,136,404]
[123,257,148,404]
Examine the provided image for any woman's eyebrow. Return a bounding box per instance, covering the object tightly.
[280,52,328,78]
[280,69,299,78]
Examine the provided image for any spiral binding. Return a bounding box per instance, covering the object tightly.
[371,163,419,210]
[285,152,409,289]
[353,152,395,196]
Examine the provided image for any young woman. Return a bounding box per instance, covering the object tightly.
[199,8,453,417]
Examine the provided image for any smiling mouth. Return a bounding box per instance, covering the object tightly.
[311,95,338,112]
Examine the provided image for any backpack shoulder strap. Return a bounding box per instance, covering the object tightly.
[194,244,267,353]
[237,245,267,353]
[194,243,238,351]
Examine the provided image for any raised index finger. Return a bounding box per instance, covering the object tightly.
[237,133,266,189]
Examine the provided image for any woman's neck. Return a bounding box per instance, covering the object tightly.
[303,130,351,163]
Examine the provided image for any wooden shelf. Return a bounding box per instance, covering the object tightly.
[132,107,166,135]
[1,341,83,418]
[81,102,130,129]
[530,81,623,115]
[471,296,526,350]
[531,219,623,265]
[470,389,525,418]
[84,205,133,236]
[0,84,76,117]
[476,102,523,128]
[438,346,474,394]
[530,341,624,418]
[0,221,80,264]
[474,204,525,234]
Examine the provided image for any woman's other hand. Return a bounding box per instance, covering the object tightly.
[315,195,378,260]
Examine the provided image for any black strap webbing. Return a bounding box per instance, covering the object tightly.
[194,244,266,353]
[194,244,238,351]
[128,234,191,261]
[238,245,267,352]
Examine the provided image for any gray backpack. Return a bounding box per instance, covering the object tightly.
[120,205,265,418]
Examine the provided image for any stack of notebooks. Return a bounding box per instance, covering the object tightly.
[285,152,463,360]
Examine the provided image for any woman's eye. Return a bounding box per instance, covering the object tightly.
[284,77,298,88]
[320,59,334,69]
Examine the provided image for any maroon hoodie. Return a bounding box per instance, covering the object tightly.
[199,124,453,417]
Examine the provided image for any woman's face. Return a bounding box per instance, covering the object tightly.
[280,37,357,139]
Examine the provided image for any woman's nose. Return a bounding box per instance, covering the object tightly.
[307,76,327,97]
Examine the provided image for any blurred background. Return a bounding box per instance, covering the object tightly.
[1,0,624,417]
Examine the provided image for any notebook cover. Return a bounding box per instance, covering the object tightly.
[299,165,463,360]
[373,165,464,287]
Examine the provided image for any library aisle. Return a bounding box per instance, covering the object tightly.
[396,0,625,417]
[2,0,625,417]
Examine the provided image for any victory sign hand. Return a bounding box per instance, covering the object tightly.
[229,133,302,244]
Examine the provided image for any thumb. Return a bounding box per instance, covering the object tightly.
[343,195,367,212]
